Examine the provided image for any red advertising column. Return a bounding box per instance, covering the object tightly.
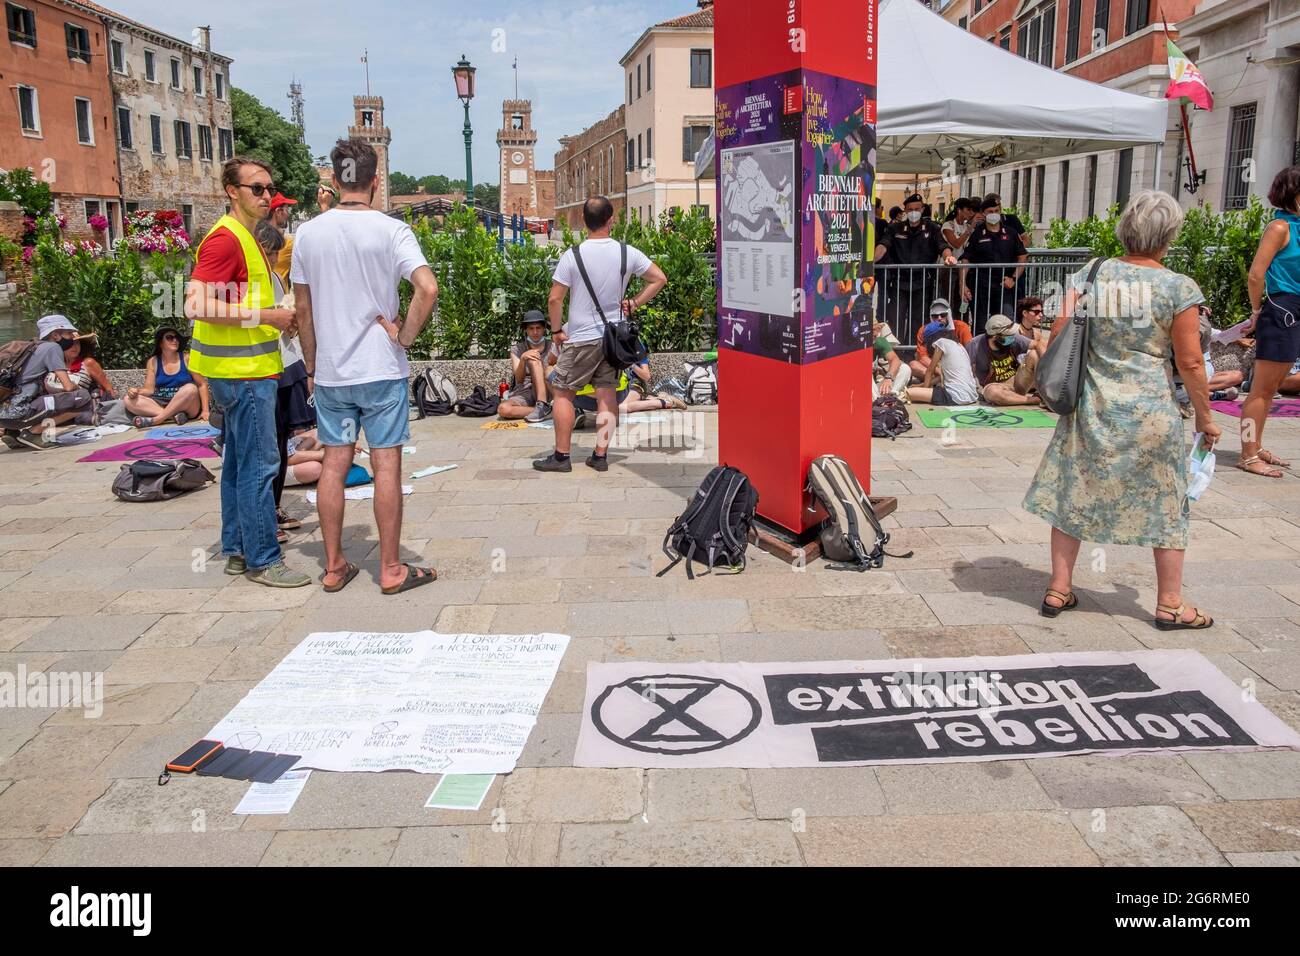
[715,0,878,536]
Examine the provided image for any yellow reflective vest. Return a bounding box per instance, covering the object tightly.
[189,214,284,379]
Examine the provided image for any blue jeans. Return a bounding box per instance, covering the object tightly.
[209,377,281,571]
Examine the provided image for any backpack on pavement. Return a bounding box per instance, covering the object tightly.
[872,395,912,439]
[806,454,911,571]
[111,458,215,503]
[413,367,457,417]
[0,340,39,402]
[685,360,717,405]
[453,384,498,417]
[657,464,758,579]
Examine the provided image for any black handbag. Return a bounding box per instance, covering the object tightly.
[570,242,649,371]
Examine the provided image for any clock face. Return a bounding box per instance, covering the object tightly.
[512,151,525,166]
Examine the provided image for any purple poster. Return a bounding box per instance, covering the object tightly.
[715,69,876,365]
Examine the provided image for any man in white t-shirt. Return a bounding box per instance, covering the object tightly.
[534,196,667,473]
[293,137,440,595]
[906,323,980,406]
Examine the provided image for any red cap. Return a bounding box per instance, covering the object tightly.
[269,193,298,211]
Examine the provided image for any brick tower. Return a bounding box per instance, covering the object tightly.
[497,99,539,216]
[349,94,391,211]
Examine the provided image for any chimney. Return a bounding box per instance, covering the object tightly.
[197,26,211,52]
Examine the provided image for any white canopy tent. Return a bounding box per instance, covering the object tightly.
[696,0,1170,181]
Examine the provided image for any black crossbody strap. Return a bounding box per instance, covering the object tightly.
[571,244,614,331]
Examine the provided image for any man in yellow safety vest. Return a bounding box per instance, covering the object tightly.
[185,156,311,588]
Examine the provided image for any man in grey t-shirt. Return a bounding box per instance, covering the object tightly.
[533,196,666,474]
[1,314,95,450]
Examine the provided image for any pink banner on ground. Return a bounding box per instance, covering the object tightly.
[77,438,219,462]
[1211,400,1300,418]
[576,650,1300,768]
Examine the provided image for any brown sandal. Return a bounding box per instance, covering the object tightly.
[1154,602,1213,631]
[1258,449,1292,469]
[381,563,437,595]
[319,562,359,593]
[1040,588,1078,618]
[1237,455,1284,478]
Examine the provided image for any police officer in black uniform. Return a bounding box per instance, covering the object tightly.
[880,192,957,345]
[959,195,1028,326]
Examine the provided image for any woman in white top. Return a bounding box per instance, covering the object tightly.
[907,326,979,405]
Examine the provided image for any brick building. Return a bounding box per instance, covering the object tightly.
[554,105,627,229]
[350,95,390,212]
[497,98,556,218]
[1,0,121,237]
[89,7,234,237]
[964,0,1200,233]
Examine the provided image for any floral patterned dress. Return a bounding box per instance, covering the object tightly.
[1023,259,1205,549]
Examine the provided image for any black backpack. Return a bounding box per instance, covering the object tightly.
[656,465,758,579]
[412,368,457,417]
[806,454,911,570]
[872,395,912,439]
[453,385,499,417]
[111,458,215,503]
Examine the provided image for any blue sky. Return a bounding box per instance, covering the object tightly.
[112,0,694,181]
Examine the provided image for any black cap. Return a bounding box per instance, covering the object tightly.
[904,193,924,205]
[521,310,546,327]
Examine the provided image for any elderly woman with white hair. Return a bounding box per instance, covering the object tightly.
[1023,190,1222,630]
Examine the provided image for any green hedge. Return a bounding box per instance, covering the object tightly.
[404,204,717,360]
[1044,196,1273,327]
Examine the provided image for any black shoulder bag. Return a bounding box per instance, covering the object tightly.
[570,241,649,371]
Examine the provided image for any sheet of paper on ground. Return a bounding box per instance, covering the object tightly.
[234,769,311,815]
[575,650,1300,768]
[425,773,495,810]
[305,485,413,502]
[209,631,570,774]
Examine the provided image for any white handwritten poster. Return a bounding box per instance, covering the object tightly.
[208,631,570,774]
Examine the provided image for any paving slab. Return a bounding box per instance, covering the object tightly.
[1026,754,1220,808]
[390,824,562,866]
[749,767,886,820]
[1183,800,1300,853]
[38,832,273,867]
[557,820,801,866]
[499,768,642,824]
[1182,751,1300,801]
[259,828,400,867]
[875,761,1055,815]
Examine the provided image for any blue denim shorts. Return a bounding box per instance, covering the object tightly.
[314,378,410,448]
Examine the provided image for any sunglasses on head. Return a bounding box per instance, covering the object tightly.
[237,182,277,198]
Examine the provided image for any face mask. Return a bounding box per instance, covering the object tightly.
[906,210,922,224]
[525,329,544,345]
[999,335,1016,347]
[985,212,1001,226]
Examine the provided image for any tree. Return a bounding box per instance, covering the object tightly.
[231,87,319,208]
[390,171,419,196]
[473,183,499,211]
[418,174,454,195]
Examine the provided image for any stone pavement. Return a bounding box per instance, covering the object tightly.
[2,404,1300,867]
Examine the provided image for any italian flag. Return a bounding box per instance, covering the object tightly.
[1165,38,1213,111]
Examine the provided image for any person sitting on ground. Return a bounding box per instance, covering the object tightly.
[125,326,208,428]
[282,428,325,486]
[967,314,1040,406]
[909,297,972,380]
[46,334,115,399]
[1016,296,1051,357]
[907,323,979,406]
[0,314,97,450]
[498,310,561,422]
[872,319,909,400]
[620,354,687,413]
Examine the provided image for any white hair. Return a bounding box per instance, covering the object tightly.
[1115,190,1184,256]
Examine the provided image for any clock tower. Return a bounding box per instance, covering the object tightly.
[497,99,539,217]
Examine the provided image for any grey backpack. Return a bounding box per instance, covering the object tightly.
[1037,257,1107,415]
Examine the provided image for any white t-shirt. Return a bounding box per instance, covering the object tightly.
[932,337,979,405]
[552,238,652,344]
[290,208,429,387]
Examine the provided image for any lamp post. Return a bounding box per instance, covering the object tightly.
[452,55,476,206]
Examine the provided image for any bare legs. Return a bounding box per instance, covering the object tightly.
[126,383,201,424]
[1239,358,1292,476]
[1046,526,1204,623]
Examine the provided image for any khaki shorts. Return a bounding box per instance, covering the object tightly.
[550,340,618,392]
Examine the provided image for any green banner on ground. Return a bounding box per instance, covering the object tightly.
[915,406,1058,429]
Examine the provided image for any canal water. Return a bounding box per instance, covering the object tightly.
[0,304,32,342]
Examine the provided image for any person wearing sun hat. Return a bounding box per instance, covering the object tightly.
[0,314,97,449]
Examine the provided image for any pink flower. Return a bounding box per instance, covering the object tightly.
[21,246,34,263]
[88,214,109,231]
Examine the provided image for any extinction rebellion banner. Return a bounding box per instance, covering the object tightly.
[575,651,1300,768]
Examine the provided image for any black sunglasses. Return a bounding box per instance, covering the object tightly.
[237,183,277,198]
[162,333,179,341]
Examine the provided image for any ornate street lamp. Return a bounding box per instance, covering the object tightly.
[452,55,476,205]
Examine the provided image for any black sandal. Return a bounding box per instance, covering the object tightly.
[319,562,359,594]
[1040,588,1078,618]
[1154,602,1213,631]
[381,563,437,595]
